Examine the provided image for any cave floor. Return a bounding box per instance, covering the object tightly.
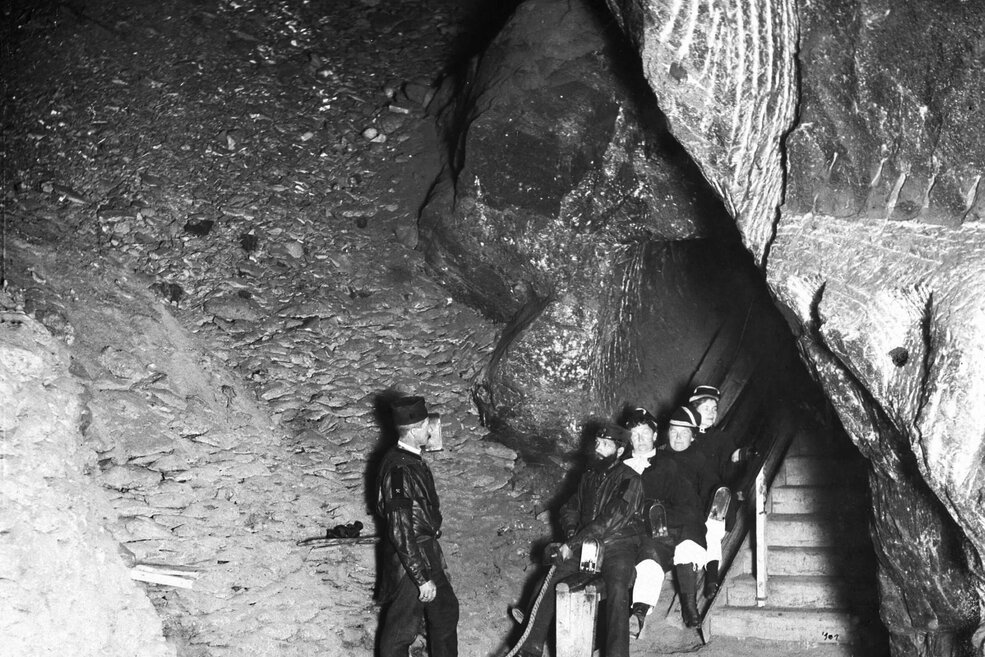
[1,0,870,655]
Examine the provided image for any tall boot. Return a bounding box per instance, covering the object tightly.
[704,560,720,597]
[675,564,700,628]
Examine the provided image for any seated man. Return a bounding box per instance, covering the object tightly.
[622,407,708,634]
[514,422,644,657]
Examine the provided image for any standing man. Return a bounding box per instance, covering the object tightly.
[376,395,458,657]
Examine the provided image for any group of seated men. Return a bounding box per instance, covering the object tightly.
[512,385,757,657]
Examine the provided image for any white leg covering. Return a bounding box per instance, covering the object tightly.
[673,540,708,569]
[705,518,726,562]
[631,559,664,609]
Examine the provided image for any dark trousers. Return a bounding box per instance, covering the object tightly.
[519,537,637,657]
[378,567,459,657]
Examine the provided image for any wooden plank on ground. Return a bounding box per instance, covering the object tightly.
[130,563,201,589]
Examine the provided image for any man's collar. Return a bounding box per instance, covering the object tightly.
[397,440,422,455]
[613,459,635,472]
[624,450,654,475]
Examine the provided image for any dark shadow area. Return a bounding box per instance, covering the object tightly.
[444,0,526,66]
[365,388,410,602]
[499,416,618,656]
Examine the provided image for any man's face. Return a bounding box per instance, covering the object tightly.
[694,399,718,429]
[630,425,656,454]
[405,419,429,448]
[667,426,695,452]
[594,437,619,458]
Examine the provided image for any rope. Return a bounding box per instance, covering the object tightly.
[501,563,558,657]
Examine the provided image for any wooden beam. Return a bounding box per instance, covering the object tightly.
[129,563,201,589]
[555,573,604,657]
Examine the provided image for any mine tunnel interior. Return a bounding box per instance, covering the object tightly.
[2,0,942,654]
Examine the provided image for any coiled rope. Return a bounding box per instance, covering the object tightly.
[501,563,558,657]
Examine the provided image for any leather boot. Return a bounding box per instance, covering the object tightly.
[629,602,650,639]
[676,564,700,628]
[704,560,720,597]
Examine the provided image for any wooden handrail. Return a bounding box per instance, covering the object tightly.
[754,466,768,607]
[663,291,821,636]
[696,406,799,627]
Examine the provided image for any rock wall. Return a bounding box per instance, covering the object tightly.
[603,0,798,264]
[0,308,174,657]
[420,0,793,442]
[602,0,985,653]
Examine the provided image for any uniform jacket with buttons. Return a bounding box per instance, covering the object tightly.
[376,445,445,603]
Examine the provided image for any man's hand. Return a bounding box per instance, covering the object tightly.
[732,446,760,462]
[545,542,575,565]
[418,580,437,602]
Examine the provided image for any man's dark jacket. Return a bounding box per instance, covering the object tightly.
[660,443,722,512]
[641,455,706,546]
[560,461,644,545]
[376,445,445,603]
[696,425,742,485]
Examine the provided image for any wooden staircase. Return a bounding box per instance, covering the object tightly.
[710,431,888,653]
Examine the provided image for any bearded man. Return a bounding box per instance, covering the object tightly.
[514,421,644,657]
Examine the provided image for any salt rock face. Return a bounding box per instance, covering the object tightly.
[420,0,742,439]
[0,314,174,657]
[603,0,985,652]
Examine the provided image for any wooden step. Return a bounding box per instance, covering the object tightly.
[765,514,867,548]
[709,605,863,644]
[769,485,863,515]
[768,546,874,577]
[775,456,866,487]
[721,574,877,608]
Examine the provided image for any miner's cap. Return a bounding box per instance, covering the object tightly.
[596,422,632,447]
[621,407,658,432]
[669,405,701,430]
[392,396,428,426]
[688,385,721,404]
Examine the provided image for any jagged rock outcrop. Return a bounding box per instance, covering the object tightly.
[603,0,985,653]
[420,0,806,444]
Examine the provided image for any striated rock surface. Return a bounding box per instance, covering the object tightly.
[601,0,985,653]
[603,0,798,264]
